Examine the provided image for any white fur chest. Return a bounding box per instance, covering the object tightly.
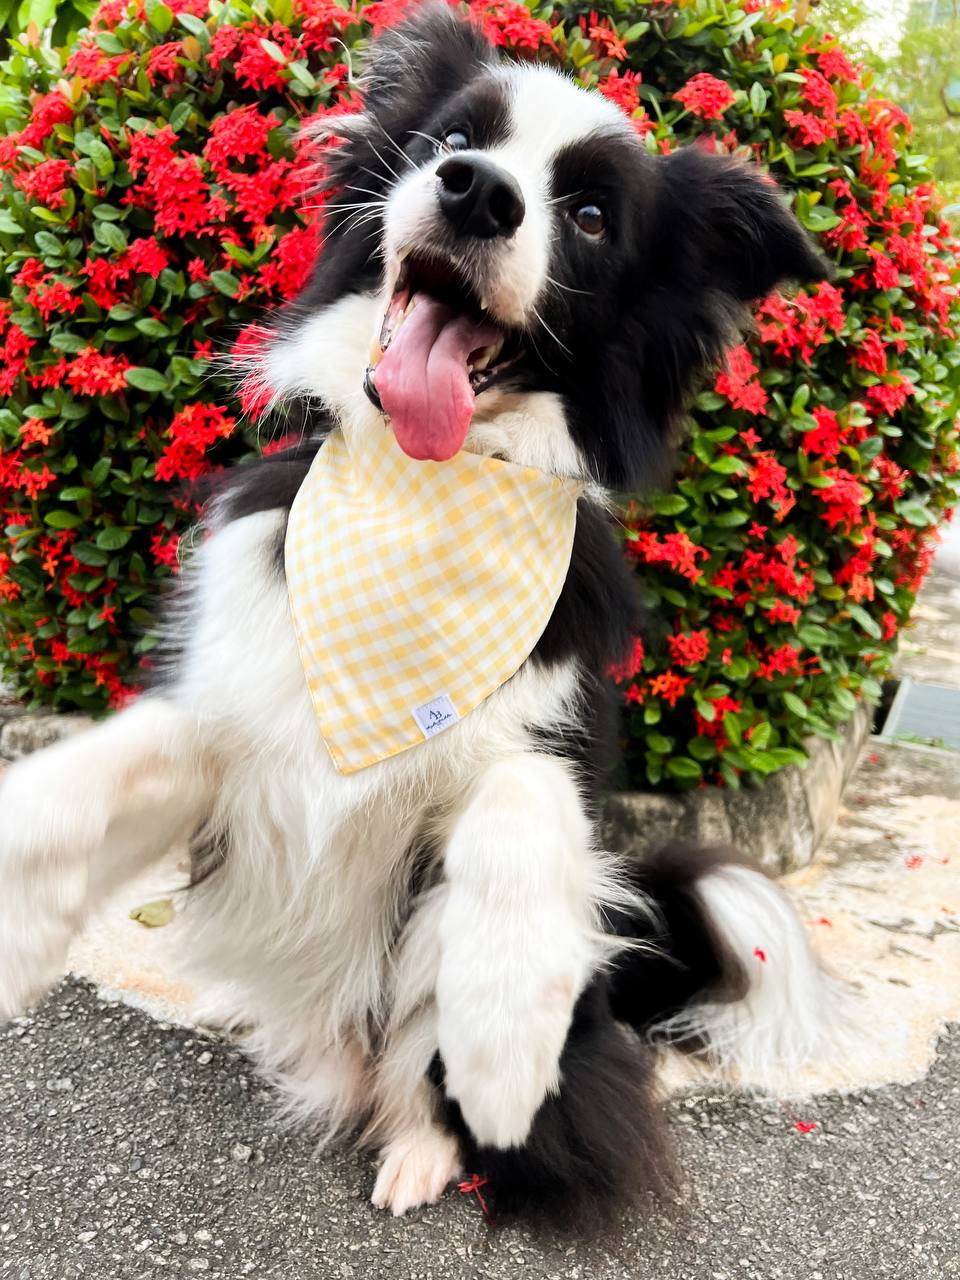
[170,507,581,1049]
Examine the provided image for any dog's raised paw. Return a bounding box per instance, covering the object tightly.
[371,1125,461,1216]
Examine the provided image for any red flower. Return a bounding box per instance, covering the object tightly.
[150,532,181,569]
[608,636,645,683]
[715,344,768,414]
[784,110,837,147]
[853,330,888,376]
[588,17,627,61]
[667,630,710,666]
[816,468,869,533]
[597,69,653,134]
[802,406,843,462]
[673,73,736,121]
[874,456,907,502]
[471,0,554,50]
[146,41,183,84]
[748,451,790,513]
[19,464,57,499]
[648,671,692,708]
[18,90,74,149]
[800,68,838,115]
[66,348,130,396]
[19,417,53,446]
[756,643,802,680]
[866,375,914,418]
[817,45,860,85]
[156,403,236,481]
[14,158,72,209]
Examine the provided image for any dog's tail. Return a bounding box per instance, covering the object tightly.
[607,845,845,1080]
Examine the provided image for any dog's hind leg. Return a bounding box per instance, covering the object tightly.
[0,696,216,1019]
[369,888,462,1215]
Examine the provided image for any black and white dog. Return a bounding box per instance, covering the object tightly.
[0,5,839,1223]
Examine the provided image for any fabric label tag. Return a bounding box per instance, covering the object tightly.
[412,694,460,739]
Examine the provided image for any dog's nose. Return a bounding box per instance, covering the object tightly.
[436,155,525,239]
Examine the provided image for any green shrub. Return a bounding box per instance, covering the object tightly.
[0,0,958,791]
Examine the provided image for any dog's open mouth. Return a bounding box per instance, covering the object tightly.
[364,253,523,461]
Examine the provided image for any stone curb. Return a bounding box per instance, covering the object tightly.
[1,681,869,873]
[0,682,94,761]
[601,703,872,874]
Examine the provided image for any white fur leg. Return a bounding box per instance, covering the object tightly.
[436,754,606,1149]
[0,697,214,1020]
[371,1118,462,1216]
[655,864,845,1078]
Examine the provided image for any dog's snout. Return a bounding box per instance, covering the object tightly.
[436,155,525,239]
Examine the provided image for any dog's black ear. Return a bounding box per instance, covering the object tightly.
[360,3,496,119]
[652,148,830,304]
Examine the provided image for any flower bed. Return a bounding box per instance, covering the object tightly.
[0,0,958,792]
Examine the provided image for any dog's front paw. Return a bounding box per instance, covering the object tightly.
[371,1125,461,1216]
[439,973,576,1149]
[0,760,90,1020]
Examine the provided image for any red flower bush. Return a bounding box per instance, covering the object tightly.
[0,0,958,794]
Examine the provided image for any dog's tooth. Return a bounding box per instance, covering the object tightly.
[479,297,490,312]
[369,340,384,368]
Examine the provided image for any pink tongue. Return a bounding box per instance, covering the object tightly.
[375,294,500,462]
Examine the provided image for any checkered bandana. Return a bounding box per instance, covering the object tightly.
[285,423,581,774]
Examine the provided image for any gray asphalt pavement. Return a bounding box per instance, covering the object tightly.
[2,979,957,1280]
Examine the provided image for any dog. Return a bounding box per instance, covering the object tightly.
[0,4,840,1224]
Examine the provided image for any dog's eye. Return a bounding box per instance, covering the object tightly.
[440,130,470,153]
[571,204,606,238]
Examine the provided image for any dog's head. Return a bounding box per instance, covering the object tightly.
[264,3,827,488]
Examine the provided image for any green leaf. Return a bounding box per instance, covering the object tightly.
[169,100,192,133]
[847,604,881,639]
[73,543,110,566]
[135,318,170,338]
[146,0,173,31]
[125,367,169,393]
[129,898,175,928]
[749,81,767,114]
[648,493,688,516]
[288,60,317,90]
[0,211,24,235]
[783,691,809,718]
[712,509,750,528]
[44,510,84,529]
[710,455,745,475]
[95,527,132,550]
[259,37,288,63]
[210,269,240,297]
[798,624,831,647]
[49,332,88,353]
[95,220,127,252]
[58,487,92,502]
[177,10,210,44]
[647,732,673,755]
[666,757,703,781]
[34,230,64,256]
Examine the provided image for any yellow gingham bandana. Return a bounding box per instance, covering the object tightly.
[285,423,581,774]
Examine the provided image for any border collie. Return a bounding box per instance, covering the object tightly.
[0,5,840,1224]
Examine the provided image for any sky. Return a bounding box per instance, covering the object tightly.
[854,0,910,57]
